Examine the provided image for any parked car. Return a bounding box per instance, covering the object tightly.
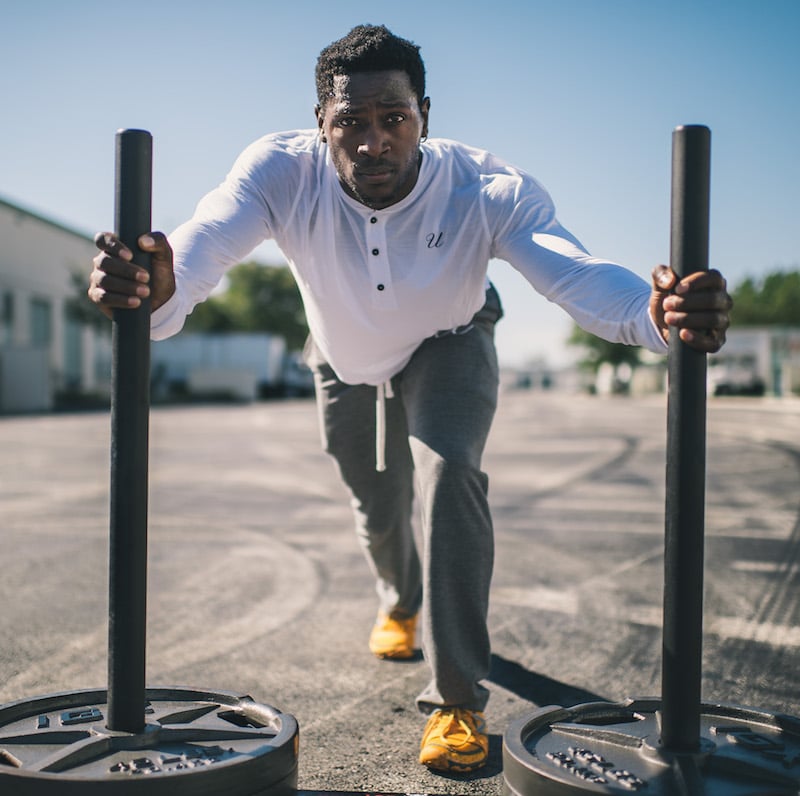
[707,354,766,396]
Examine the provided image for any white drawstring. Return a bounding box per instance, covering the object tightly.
[434,322,474,338]
[375,380,394,472]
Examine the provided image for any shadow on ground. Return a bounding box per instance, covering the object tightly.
[488,654,608,709]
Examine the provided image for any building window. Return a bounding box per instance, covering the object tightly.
[63,313,83,391]
[30,298,52,346]
[1,292,13,345]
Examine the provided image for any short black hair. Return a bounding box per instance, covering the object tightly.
[315,25,426,109]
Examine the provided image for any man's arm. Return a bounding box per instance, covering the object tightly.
[486,163,732,355]
[496,215,732,356]
[88,133,297,327]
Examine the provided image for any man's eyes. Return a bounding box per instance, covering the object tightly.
[336,114,406,127]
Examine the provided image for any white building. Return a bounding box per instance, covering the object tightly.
[0,196,109,412]
[707,326,800,397]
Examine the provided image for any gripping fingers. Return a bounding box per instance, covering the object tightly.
[94,231,133,261]
[661,268,732,354]
[674,268,727,294]
[678,325,727,353]
[90,271,150,307]
[664,307,729,330]
[664,305,730,353]
[90,246,151,311]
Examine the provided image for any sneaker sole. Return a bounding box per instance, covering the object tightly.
[420,753,487,772]
[370,647,415,660]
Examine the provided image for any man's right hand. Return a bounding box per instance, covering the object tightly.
[88,232,176,318]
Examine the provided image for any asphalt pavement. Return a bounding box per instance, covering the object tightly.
[1,391,799,794]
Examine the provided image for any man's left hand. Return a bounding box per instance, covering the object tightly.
[650,265,732,353]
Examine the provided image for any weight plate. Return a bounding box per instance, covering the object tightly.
[503,698,800,795]
[0,686,298,795]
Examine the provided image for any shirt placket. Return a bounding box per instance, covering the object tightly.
[364,213,397,309]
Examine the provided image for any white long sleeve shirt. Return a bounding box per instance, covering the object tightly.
[152,130,666,385]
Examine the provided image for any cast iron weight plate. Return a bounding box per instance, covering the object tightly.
[503,698,800,795]
[0,686,298,795]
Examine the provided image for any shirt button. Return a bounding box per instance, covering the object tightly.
[372,248,379,256]
[370,216,378,224]
[377,284,385,291]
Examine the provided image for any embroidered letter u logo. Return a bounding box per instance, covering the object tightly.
[426,232,444,249]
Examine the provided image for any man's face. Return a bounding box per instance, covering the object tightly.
[316,70,430,210]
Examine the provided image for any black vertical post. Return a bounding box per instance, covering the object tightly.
[661,125,711,751]
[107,129,152,733]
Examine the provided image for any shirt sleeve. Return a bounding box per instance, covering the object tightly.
[150,137,292,341]
[489,171,667,354]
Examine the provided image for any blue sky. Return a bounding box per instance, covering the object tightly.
[3,0,798,366]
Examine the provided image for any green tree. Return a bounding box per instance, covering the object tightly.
[730,268,800,326]
[185,262,309,350]
[567,324,642,372]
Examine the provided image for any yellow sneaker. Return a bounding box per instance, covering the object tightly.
[419,708,488,772]
[368,613,417,659]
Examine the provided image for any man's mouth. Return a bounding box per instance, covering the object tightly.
[355,163,394,181]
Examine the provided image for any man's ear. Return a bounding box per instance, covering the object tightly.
[315,104,326,142]
[420,97,431,139]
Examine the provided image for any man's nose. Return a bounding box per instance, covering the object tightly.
[357,125,389,157]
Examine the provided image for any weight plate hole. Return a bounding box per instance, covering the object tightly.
[217,709,264,729]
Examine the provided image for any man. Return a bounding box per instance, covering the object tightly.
[89,24,732,773]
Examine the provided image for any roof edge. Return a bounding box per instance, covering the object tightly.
[0,194,94,245]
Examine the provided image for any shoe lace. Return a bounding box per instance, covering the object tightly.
[439,709,479,741]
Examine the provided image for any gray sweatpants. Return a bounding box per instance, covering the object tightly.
[306,286,503,713]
